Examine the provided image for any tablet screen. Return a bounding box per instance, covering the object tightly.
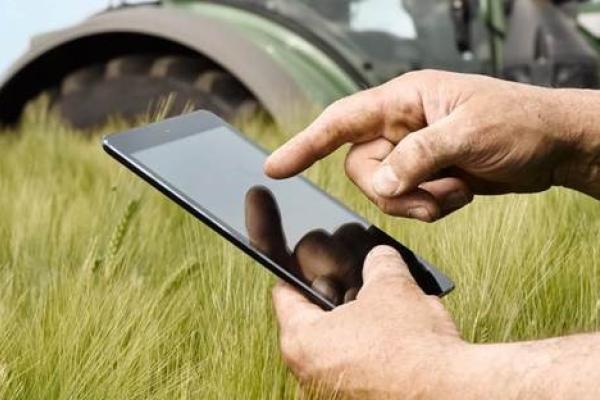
[107,116,452,307]
[131,126,377,305]
[132,126,366,250]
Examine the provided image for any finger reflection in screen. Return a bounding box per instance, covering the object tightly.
[245,186,373,306]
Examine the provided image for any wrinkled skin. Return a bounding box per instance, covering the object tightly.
[272,246,461,399]
[264,71,600,399]
[266,70,598,222]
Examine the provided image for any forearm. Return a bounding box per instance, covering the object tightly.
[550,88,600,199]
[434,333,600,400]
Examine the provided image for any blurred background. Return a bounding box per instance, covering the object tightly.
[1,0,112,77]
[2,0,600,132]
[1,3,600,399]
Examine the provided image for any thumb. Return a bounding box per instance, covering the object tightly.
[372,115,463,197]
[361,245,418,292]
[272,281,322,332]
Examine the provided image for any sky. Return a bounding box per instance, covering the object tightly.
[351,0,416,39]
[0,0,109,79]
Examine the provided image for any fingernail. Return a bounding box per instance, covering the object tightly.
[442,191,470,213]
[407,207,434,222]
[373,165,400,196]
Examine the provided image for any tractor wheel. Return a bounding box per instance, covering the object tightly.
[51,54,262,129]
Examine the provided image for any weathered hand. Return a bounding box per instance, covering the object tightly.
[267,72,600,400]
[272,245,462,399]
[265,70,593,221]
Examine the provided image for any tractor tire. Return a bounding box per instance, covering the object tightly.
[51,54,262,129]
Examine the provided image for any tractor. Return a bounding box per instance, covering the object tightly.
[1,0,600,132]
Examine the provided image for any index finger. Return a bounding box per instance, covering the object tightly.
[264,88,385,179]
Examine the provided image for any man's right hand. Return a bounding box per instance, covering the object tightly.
[265,70,600,222]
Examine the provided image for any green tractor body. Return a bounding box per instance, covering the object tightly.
[1,0,600,131]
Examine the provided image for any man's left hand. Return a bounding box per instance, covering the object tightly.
[272,245,464,399]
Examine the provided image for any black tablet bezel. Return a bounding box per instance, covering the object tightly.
[103,110,225,154]
[103,111,454,310]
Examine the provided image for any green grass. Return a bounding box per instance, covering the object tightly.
[0,107,599,399]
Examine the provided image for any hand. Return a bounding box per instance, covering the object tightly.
[274,245,600,400]
[265,70,592,222]
[272,245,463,399]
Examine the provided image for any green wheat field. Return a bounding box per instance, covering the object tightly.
[0,105,599,399]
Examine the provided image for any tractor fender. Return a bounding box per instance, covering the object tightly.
[0,6,349,130]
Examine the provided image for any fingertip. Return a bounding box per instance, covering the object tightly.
[406,204,440,223]
[372,165,407,198]
[264,136,313,179]
[362,245,410,284]
[263,155,280,178]
[264,150,290,179]
[365,245,402,266]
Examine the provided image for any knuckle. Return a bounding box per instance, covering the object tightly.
[406,133,439,169]
[324,98,346,118]
[315,99,349,138]
[408,132,430,157]
[307,128,342,162]
[398,70,420,82]
[314,124,338,153]
[455,126,477,157]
